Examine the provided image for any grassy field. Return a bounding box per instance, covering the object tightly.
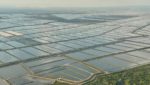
[84,64,150,85]
[53,64,150,85]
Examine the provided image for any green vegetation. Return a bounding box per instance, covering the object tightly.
[53,64,150,85]
[84,64,150,85]
[53,81,70,85]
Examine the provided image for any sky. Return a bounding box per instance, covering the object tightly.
[0,0,149,8]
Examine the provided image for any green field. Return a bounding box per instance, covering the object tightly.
[84,64,150,85]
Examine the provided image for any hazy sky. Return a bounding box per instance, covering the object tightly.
[0,0,149,8]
